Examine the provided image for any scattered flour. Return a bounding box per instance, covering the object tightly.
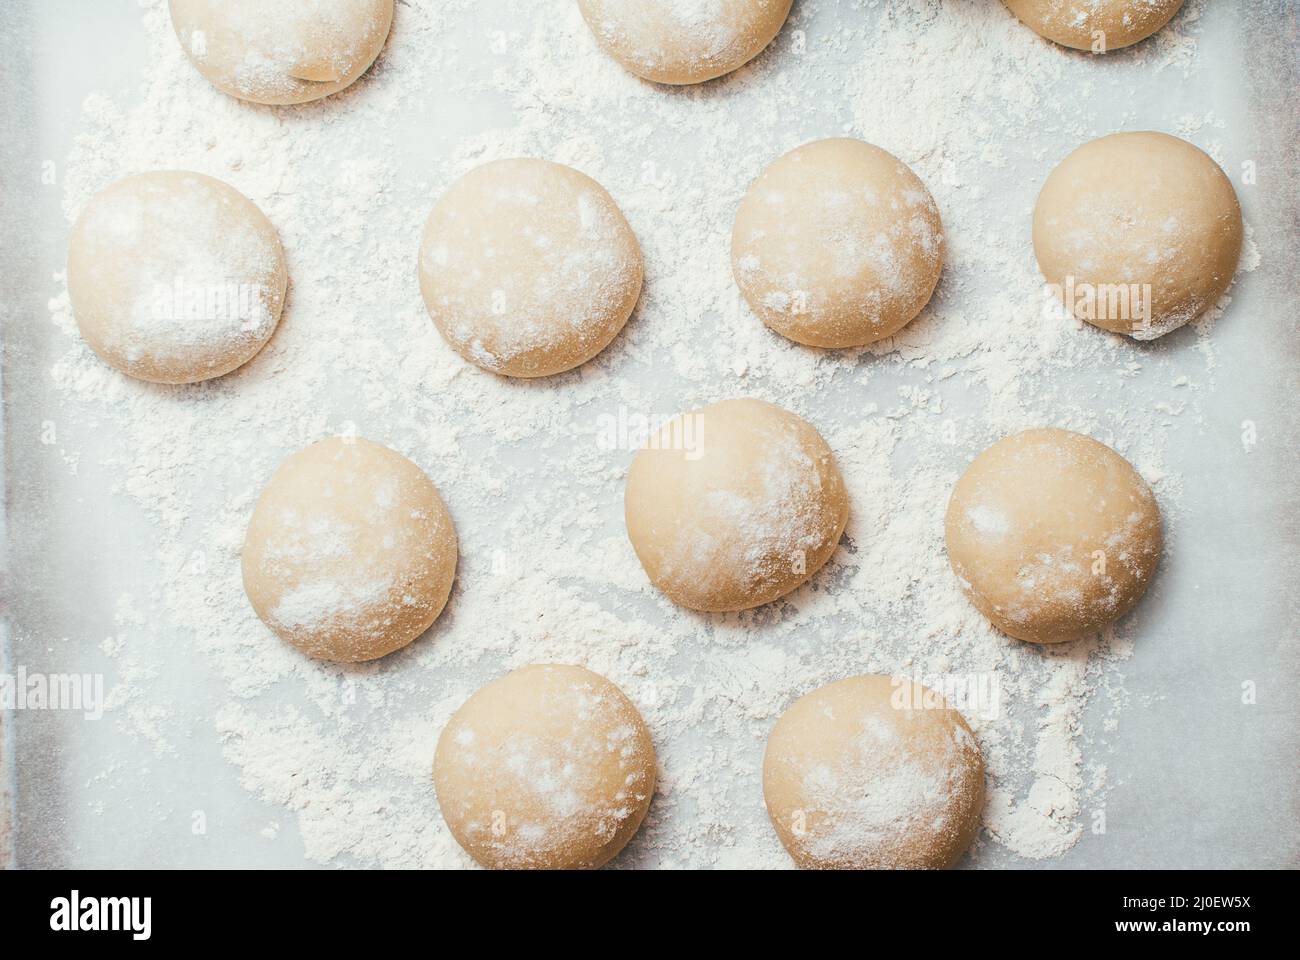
[35,0,1254,866]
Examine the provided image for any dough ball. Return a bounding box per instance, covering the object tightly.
[418,158,643,378]
[732,138,944,349]
[67,171,286,385]
[169,0,394,105]
[624,398,847,612]
[433,664,656,870]
[1033,132,1241,340]
[1003,0,1184,51]
[242,437,457,662]
[577,0,793,85]
[764,675,985,870]
[945,428,1162,644]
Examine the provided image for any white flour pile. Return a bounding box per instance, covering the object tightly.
[43,0,1256,867]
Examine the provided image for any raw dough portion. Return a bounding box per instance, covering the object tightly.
[577,0,793,85]
[732,138,944,349]
[1033,131,1242,340]
[242,437,457,662]
[945,428,1162,644]
[418,158,643,378]
[67,171,286,384]
[1002,0,1184,50]
[169,0,394,105]
[624,398,847,612]
[764,675,985,870]
[433,664,656,870]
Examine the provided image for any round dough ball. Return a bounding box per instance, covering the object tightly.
[945,428,1162,644]
[1033,132,1241,340]
[67,171,286,385]
[242,437,457,662]
[625,398,847,612]
[433,664,656,870]
[732,138,945,349]
[577,0,793,85]
[764,675,985,870]
[418,159,643,378]
[1003,0,1184,51]
[169,0,394,105]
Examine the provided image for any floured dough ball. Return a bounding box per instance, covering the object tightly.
[169,0,394,105]
[732,138,944,348]
[67,171,286,384]
[433,664,656,869]
[577,0,793,85]
[764,675,985,870]
[418,159,643,378]
[945,428,1162,644]
[624,398,847,612]
[1034,132,1242,340]
[1002,0,1184,51]
[242,437,457,662]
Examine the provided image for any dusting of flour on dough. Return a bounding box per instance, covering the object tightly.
[44,0,1250,866]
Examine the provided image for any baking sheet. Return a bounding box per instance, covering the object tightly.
[1,0,1297,869]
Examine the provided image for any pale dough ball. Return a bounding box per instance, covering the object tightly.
[433,664,657,870]
[764,675,985,870]
[418,159,643,378]
[577,0,793,85]
[624,398,848,612]
[1033,132,1242,340]
[1003,0,1184,51]
[732,138,945,349]
[945,429,1162,644]
[67,171,286,385]
[242,437,457,662]
[169,0,394,105]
